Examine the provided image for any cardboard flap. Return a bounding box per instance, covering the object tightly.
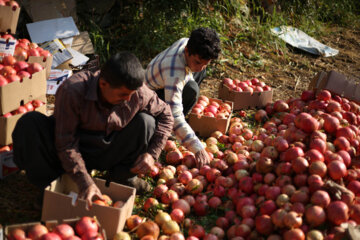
[343,80,357,100]
[310,71,328,90]
[354,84,360,103]
[5,222,42,236]
[72,32,95,55]
[324,70,348,95]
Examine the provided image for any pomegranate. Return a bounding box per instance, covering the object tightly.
[310,190,331,208]
[28,224,49,240]
[75,217,98,237]
[305,205,326,227]
[283,229,305,240]
[326,201,349,225]
[255,215,273,236]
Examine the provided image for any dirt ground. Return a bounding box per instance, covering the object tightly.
[201,26,360,103]
[0,26,359,225]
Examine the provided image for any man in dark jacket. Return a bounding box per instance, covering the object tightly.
[12,52,174,207]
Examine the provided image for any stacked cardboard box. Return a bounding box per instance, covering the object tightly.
[0,69,47,146]
[0,4,20,34]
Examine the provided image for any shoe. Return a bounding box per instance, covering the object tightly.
[127,176,151,194]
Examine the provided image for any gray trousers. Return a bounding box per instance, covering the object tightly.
[12,111,155,189]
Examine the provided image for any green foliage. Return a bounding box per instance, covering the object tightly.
[76,0,359,71]
[278,0,360,27]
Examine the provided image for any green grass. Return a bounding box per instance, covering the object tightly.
[75,0,359,79]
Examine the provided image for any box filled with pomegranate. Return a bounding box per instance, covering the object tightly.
[0,147,18,179]
[5,217,107,240]
[218,77,273,110]
[188,96,233,137]
[309,70,360,104]
[0,102,46,146]
[42,174,136,240]
[0,58,47,115]
[0,3,20,34]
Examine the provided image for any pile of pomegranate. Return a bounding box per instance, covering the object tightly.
[91,193,125,208]
[120,88,360,240]
[0,34,51,62]
[0,55,44,86]
[191,96,232,119]
[222,78,272,94]
[7,217,104,240]
[0,99,45,118]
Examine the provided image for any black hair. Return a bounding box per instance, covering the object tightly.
[99,51,144,90]
[186,27,221,60]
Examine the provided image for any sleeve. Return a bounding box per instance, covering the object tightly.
[141,86,174,160]
[54,79,94,192]
[164,76,204,154]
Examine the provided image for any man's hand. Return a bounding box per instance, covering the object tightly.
[130,153,155,175]
[195,148,211,168]
[78,183,103,210]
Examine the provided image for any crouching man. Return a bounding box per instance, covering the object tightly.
[12,52,174,207]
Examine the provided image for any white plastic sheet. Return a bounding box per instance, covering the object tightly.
[271,26,339,57]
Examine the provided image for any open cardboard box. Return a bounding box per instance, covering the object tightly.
[218,83,273,110]
[5,218,106,240]
[188,98,233,138]
[0,104,46,146]
[41,174,136,240]
[0,149,18,179]
[309,70,360,103]
[0,68,47,115]
[0,5,20,34]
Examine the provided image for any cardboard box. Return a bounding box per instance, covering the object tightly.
[0,69,47,115]
[0,104,46,146]
[218,83,273,110]
[0,5,20,34]
[5,218,106,240]
[188,98,233,137]
[0,150,18,179]
[42,174,136,240]
[309,70,360,103]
